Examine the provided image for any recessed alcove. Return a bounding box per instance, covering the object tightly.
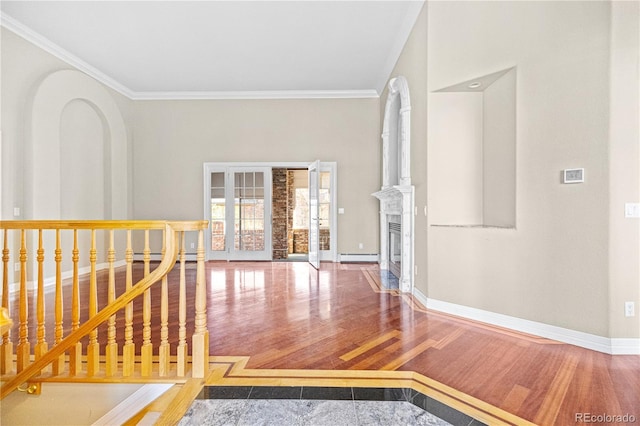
[429,67,516,228]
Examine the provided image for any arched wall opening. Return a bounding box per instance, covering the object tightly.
[26,70,128,276]
[27,69,128,222]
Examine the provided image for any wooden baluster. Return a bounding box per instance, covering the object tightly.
[176,232,187,377]
[192,229,209,378]
[123,230,135,376]
[158,229,170,376]
[16,229,29,372]
[105,230,118,376]
[1,229,14,374]
[86,229,99,376]
[34,229,48,374]
[52,229,64,375]
[141,230,152,376]
[69,229,82,375]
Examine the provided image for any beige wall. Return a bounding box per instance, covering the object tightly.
[131,98,380,254]
[381,1,638,339]
[2,383,142,425]
[429,92,484,225]
[1,27,380,256]
[422,1,637,338]
[608,1,640,339]
[1,28,134,222]
[1,28,135,279]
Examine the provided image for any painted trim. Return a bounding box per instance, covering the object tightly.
[199,356,534,426]
[412,288,640,355]
[611,339,640,355]
[1,13,134,98]
[131,90,379,100]
[91,384,173,426]
[339,254,379,263]
[1,13,379,101]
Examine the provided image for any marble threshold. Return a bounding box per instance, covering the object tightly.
[179,386,487,426]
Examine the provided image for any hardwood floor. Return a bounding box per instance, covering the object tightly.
[6,261,640,424]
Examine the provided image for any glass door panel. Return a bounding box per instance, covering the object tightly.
[230,168,271,260]
[319,171,331,251]
[205,165,272,260]
[210,171,226,253]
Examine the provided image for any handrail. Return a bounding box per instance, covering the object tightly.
[0,220,208,232]
[0,220,209,399]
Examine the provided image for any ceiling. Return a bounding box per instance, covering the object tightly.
[1,1,424,100]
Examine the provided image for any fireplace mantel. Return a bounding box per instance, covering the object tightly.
[373,76,415,293]
[372,185,414,292]
[372,185,413,214]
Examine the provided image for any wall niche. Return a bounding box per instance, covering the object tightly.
[430,67,516,228]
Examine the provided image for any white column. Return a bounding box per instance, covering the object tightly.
[399,187,414,293]
[379,208,389,270]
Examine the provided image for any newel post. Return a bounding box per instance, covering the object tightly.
[191,229,209,378]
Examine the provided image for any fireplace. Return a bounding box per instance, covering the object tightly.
[388,222,402,278]
[373,187,414,292]
[372,75,414,293]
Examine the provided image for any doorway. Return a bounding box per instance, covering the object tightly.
[206,165,272,260]
[272,167,332,263]
[204,162,337,262]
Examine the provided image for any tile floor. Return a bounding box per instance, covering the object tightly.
[179,386,486,426]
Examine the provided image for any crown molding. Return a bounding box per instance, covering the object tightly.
[1,12,135,98]
[1,12,380,101]
[130,89,379,100]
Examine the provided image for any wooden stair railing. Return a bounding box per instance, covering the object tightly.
[0,220,209,399]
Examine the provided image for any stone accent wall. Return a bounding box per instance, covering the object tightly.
[291,228,330,253]
[292,229,309,253]
[320,228,330,251]
[272,168,288,260]
[274,169,331,257]
[287,170,296,254]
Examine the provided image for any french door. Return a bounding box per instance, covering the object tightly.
[206,165,272,260]
[308,160,320,269]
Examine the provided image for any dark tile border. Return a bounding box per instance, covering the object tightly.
[301,386,354,400]
[198,386,486,426]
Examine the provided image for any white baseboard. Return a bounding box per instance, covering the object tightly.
[412,288,640,355]
[339,253,379,263]
[610,338,640,355]
[9,260,127,293]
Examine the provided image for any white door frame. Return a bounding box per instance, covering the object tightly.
[308,160,320,269]
[203,161,337,262]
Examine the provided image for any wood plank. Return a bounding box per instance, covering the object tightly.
[4,261,638,425]
[339,330,401,361]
